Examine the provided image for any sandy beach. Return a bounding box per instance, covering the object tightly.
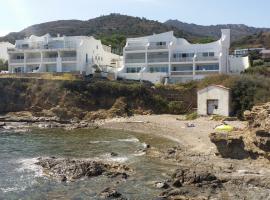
[100,114,247,155]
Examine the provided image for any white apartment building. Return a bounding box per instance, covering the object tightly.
[0,42,14,61]
[8,34,121,74]
[118,30,233,84]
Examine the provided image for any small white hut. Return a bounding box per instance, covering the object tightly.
[197,85,231,116]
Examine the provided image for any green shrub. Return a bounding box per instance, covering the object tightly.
[168,101,185,114]
[185,112,198,120]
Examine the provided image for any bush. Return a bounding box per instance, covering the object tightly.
[168,101,185,114]
[185,112,198,120]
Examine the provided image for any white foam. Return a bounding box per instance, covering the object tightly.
[118,138,140,143]
[16,158,43,178]
[133,152,146,157]
[1,186,26,193]
[108,156,129,163]
[88,140,111,144]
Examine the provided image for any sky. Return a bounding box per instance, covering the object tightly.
[1,0,270,36]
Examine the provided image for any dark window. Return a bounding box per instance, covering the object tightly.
[86,54,88,63]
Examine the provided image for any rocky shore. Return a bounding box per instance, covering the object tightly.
[2,111,270,199]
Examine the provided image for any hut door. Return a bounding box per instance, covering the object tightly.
[207,99,219,115]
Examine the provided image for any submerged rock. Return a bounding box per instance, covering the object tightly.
[35,157,132,182]
[99,187,127,199]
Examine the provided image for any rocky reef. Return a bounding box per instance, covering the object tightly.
[35,157,131,182]
[210,102,270,160]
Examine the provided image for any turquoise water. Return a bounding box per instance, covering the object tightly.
[0,128,177,199]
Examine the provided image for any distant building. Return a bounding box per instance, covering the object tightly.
[118,30,232,84]
[234,48,265,57]
[260,49,270,61]
[197,85,231,117]
[0,42,14,61]
[228,55,250,74]
[8,34,122,74]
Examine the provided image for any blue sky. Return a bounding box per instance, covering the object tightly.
[1,0,270,36]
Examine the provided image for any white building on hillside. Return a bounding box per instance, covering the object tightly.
[8,34,121,74]
[0,42,14,61]
[118,30,243,84]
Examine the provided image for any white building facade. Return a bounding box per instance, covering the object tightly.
[197,85,231,117]
[118,30,232,84]
[0,42,14,61]
[8,34,121,74]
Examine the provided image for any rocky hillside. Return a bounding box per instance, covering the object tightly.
[0,14,192,44]
[165,19,270,42]
[2,13,270,50]
[231,31,270,49]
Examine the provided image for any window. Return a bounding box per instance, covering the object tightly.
[209,52,215,57]
[202,52,215,57]
[126,67,141,73]
[96,45,99,49]
[86,54,88,63]
[172,65,193,71]
[16,55,24,60]
[156,42,166,46]
[196,64,219,71]
[149,66,168,73]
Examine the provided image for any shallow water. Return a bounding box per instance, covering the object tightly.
[0,128,177,199]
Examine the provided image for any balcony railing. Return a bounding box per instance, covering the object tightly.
[148,58,169,63]
[125,59,145,64]
[26,58,41,63]
[196,56,219,61]
[195,70,219,75]
[171,57,194,62]
[62,57,77,62]
[10,59,24,64]
[43,58,57,62]
[125,46,146,51]
[171,71,193,76]
[148,45,168,50]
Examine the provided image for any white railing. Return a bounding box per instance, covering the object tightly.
[196,56,219,61]
[62,57,77,62]
[148,45,168,50]
[148,58,169,63]
[10,59,24,64]
[26,58,41,63]
[43,58,57,62]
[171,71,193,76]
[195,70,219,75]
[125,46,146,51]
[125,59,145,64]
[171,57,194,62]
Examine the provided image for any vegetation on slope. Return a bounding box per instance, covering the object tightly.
[0,78,196,120]
[0,59,8,71]
[231,32,270,49]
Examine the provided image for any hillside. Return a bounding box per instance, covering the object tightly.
[231,32,270,49]
[1,14,270,51]
[0,14,194,51]
[165,20,270,42]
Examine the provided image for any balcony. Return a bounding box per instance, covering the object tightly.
[125,46,146,51]
[171,57,194,62]
[148,45,168,50]
[171,71,193,76]
[62,57,77,62]
[10,59,24,64]
[196,56,219,62]
[26,58,41,63]
[125,59,145,64]
[195,70,219,75]
[148,58,169,63]
[43,58,57,62]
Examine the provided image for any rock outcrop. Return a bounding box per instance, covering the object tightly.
[210,102,270,160]
[35,157,131,182]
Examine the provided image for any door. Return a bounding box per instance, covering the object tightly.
[207,99,219,115]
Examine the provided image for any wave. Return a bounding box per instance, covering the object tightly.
[117,138,140,143]
[88,140,111,144]
[16,158,43,178]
